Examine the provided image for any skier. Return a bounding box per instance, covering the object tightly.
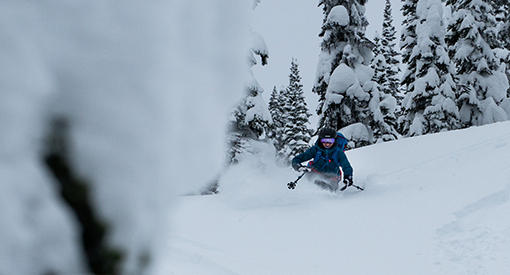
[291,127,353,191]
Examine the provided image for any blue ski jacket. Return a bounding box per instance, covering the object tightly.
[292,138,353,177]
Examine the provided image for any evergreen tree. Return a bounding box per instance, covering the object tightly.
[493,0,510,97]
[313,0,375,145]
[369,0,401,142]
[268,86,285,151]
[493,0,509,44]
[279,59,312,160]
[371,33,386,87]
[228,29,272,164]
[371,33,399,142]
[380,0,401,100]
[500,6,510,51]
[268,86,281,138]
[400,1,419,99]
[399,0,419,135]
[367,82,399,142]
[446,0,509,127]
[401,0,459,136]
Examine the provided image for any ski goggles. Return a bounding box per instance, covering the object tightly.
[320,138,335,144]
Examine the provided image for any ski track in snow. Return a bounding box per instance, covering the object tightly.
[432,135,510,275]
[435,186,510,275]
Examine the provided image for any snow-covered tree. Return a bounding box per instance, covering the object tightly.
[493,0,510,97]
[278,59,312,160]
[268,86,285,151]
[366,81,399,142]
[500,13,510,52]
[228,17,272,164]
[267,86,281,138]
[493,0,509,45]
[313,0,375,145]
[400,0,419,135]
[401,0,459,136]
[370,34,399,142]
[400,0,419,95]
[368,0,401,142]
[371,33,386,87]
[494,48,510,99]
[380,0,401,99]
[446,0,509,127]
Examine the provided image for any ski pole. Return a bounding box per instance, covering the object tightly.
[287,171,307,189]
[340,182,364,191]
[352,184,364,191]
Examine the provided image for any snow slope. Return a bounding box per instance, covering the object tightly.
[152,122,510,274]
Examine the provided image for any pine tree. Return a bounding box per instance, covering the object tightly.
[401,0,459,136]
[446,0,509,127]
[400,0,419,114]
[493,0,510,97]
[371,33,386,87]
[369,0,401,142]
[493,0,509,40]
[399,0,419,135]
[371,33,399,142]
[279,59,312,160]
[500,6,510,50]
[268,86,285,151]
[313,0,375,145]
[380,0,401,100]
[367,81,399,142]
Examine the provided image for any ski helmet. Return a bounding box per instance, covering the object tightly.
[318,127,337,139]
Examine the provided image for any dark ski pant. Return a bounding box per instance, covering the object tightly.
[306,171,341,191]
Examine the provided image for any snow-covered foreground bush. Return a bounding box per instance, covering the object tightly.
[0,0,249,274]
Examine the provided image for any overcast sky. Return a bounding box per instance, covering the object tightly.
[251,0,403,127]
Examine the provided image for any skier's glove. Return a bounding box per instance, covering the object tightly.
[343,175,353,186]
[298,166,311,173]
[292,162,301,172]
